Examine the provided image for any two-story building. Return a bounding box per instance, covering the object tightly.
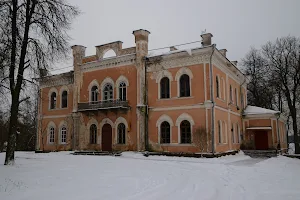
[36,29,287,153]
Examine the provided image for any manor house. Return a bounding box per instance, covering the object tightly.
[37,29,287,153]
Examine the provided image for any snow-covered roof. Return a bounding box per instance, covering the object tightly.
[244,106,280,115]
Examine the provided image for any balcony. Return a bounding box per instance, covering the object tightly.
[78,100,129,111]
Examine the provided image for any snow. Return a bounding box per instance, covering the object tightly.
[148,48,193,58]
[244,106,280,115]
[1,151,300,200]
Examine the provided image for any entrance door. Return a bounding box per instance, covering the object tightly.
[255,131,268,150]
[102,124,112,151]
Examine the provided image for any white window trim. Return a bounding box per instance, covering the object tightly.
[116,75,129,100]
[114,117,128,145]
[175,113,195,144]
[48,87,58,110]
[175,67,193,97]
[58,121,67,144]
[156,70,173,99]
[47,121,56,144]
[60,126,67,144]
[87,118,99,144]
[88,79,100,102]
[101,77,114,100]
[59,86,69,109]
[156,114,174,144]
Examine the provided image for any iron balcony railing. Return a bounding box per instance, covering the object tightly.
[78,100,129,111]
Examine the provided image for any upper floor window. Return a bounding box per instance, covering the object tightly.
[160,77,170,99]
[49,127,55,143]
[235,88,238,106]
[61,91,68,108]
[216,76,220,98]
[60,126,67,144]
[230,85,233,103]
[119,82,127,101]
[160,121,170,143]
[180,120,191,143]
[90,124,97,144]
[179,74,190,97]
[91,86,98,102]
[117,123,126,144]
[103,84,113,100]
[50,92,57,109]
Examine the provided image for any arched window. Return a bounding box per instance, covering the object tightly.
[117,123,126,144]
[179,74,190,97]
[160,77,170,99]
[60,126,67,144]
[218,121,222,143]
[90,124,97,144]
[91,86,98,102]
[61,91,68,108]
[119,82,127,101]
[160,121,170,143]
[103,84,113,100]
[231,123,235,143]
[216,76,220,98]
[230,85,233,103]
[49,127,55,143]
[50,92,56,109]
[180,120,191,143]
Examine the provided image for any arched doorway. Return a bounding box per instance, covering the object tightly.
[102,124,112,151]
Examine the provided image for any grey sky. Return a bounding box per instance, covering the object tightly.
[53,0,300,73]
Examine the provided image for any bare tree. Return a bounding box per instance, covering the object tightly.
[193,127,211,153]
[243,36,300,154]
[1,0,79,165]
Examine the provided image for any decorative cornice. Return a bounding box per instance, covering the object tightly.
[39,71,74,89]
[81,54,136,72]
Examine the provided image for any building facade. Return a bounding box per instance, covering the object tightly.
[37,29,287,153]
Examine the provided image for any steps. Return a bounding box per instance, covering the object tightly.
[243,150,278,158]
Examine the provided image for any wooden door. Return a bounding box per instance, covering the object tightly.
[102,124,112,151]
[255,131,268,150]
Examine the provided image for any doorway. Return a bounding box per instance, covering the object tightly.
[101,124,112,151]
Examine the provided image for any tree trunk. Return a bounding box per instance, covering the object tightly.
[291,110,299,154]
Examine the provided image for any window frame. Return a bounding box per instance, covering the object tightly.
[118,82,127,101]
[180,120,191,144]
[179,74,191,97]
[49,127,55,144]
[90,124,97,144]
[103,83,113,100]
[61,90,68,108]
[160,77,170,99]
[50,92,57,109]
[91,85,98,102]
[117,123,126,144]
[60,126,67,144]
[216,76,220,98]
[160,121,171,144]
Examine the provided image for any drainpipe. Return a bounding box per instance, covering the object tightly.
[209,44,216,153]
[144,57,149,151]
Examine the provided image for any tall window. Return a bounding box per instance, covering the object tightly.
[61,126,67,144]
[119,82,127,101]
[179,74,190,97]
[235,88,238,106]
[90,124,97,144]
[237,124,240,143]
[218,121,222,143]
[160,121,170,143]
[103,84,113,100]
[180,120,191,143]
[230,85,233,103]
[117,123,126,144]
[241,92,244,108]
[49,127,55,143]
[61,91,68,108]
[91,86,98,102]
[231,123,235,143]
[160,77,170,99]
[216,76,220,98]
[50,92,56,109]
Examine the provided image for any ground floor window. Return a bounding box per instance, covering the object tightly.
[117,123,126,144]
[160,121,170,143]
[180,120,191,143]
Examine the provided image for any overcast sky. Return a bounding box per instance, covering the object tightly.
[52,0,300,74]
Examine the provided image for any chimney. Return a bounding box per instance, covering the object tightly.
[71,45,86,66]
[170,46,178,51]
[133,29,150,57]
[219,49,227,57]
[201,33,213,47]
[231,61,238,66]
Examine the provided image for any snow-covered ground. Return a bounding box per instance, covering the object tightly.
[0,151,300,200]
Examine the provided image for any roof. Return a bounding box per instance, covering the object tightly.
[244,106,280,115]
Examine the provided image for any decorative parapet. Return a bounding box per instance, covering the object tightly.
[39,71,74,88]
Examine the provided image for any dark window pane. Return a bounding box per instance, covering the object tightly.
[180,75,190,97]
[117,123,126,144]
[160,77,170,99]
[90,124,97,144]
[180,120,191,143]
[50,92,56,109]
[62,91,68,108]
[160,121,170,143]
